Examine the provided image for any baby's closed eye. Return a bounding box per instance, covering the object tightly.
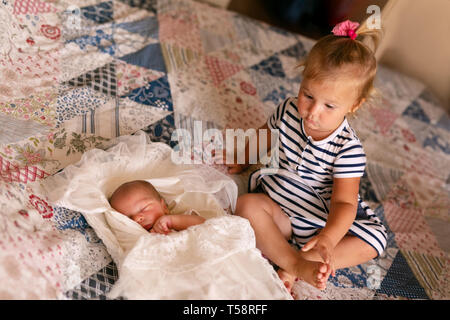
[141,203,154,212]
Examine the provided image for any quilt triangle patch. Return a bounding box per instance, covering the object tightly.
[423,131,450,155]
[359,171,380,204]
[13,0,57,15]
[81,1,114,24]
[158,10,202,53]
[174,113,223,140]
[118,0,157,14]
[56,85,110,127]
[403,100,431,124]
[1,92,57,128]
[253,25,300,57]
[116,16,159,40]
[250,54,286,79]
[118,97,171,136]
[119,42,167,73]
[436,113,450,131]
[373,205,397,249]
[279,41,307,59]
[122,75,172,111]
[366,162,404,202]
[369,107,399,135]
[376,250,429,299]
[263,84,296,106]
[116,60,165,96]
[64,62,117,97]
[204,55,242,87]
[142,113,176,147]
[68,27,115,56]
[0,113,50,145]
[199,29,233,54]
[160,43,201,73]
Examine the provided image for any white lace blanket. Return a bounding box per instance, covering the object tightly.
[42,132,291,299]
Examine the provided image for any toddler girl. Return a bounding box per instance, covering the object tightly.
[225,20,387,292]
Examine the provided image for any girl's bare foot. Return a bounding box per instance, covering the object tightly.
[294,258,330,290]
[277,268,297,297]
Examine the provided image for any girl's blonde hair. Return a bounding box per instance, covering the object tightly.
[298,24,383,106]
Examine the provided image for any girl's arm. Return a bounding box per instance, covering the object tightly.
[301,177,360,273]
[320,177,360,247]
[225,122,273,174]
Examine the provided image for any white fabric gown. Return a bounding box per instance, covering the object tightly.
[42,131,291,300]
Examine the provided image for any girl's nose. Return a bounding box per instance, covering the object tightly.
[309,103,320,116]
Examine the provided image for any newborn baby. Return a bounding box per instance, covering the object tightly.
[109,180,205,234]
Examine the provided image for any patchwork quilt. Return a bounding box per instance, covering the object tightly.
[0,0,449,300]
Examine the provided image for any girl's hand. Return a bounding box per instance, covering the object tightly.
[213,149,249,174]
[302,233,336,277]
[150,215,172,235]
[224,162,248,174]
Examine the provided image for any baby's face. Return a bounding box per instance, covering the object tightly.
[111,187,167,231]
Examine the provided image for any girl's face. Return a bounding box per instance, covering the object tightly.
[297,77,364,140]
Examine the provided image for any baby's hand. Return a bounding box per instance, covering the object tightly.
[302,233,336,277]
[150,215,173,235]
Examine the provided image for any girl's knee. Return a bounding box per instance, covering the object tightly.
[368,245,379,260]
[235,193,276,218]
[235,194,263,217]
[364,236,385,260]
[373,244,386,260]
[360,239,380,261]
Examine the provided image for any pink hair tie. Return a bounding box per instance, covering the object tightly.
[332,20,359,40]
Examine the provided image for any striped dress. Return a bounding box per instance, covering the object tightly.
[249,97,387,256]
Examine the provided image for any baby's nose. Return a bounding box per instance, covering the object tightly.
[133,214,144,224]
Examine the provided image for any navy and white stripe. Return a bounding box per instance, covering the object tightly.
[250,97,387,256]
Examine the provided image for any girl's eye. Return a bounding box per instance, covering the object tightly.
[325,104,334,109]
[304,93,313,99]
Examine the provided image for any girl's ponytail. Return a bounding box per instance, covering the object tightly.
[355,22,383,55]
[297,20,383,105]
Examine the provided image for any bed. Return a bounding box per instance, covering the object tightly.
[0,0,448,300]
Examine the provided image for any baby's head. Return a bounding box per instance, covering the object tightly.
[109,180,168,231]
[296,22,381,138]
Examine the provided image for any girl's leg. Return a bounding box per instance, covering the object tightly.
[277,268,298,296]
[279,235,378,292]
[299,234,378,270]
[235,193,329,290]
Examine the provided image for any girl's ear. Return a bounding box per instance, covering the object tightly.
[351,97,365,113]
